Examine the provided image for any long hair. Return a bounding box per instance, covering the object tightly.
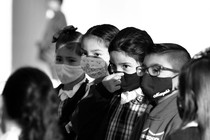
[178,52,210,140]
[2,67,62,140]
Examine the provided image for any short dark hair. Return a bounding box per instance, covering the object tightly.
[81,24,119,48]
[52,25,83,56]
[148,43,191,71]
[109,27,154,63]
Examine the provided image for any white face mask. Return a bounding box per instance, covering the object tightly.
[80,56,108,79]
[55,64,84,84]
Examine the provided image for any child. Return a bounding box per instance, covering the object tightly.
[74,27,154,140]
[70,24,119,139]
[80,24,119,82]
[131,43,191,140]
[52,25,88,140]
[97,27,154,140]
[165,49,210,140]
[0,67,62,140]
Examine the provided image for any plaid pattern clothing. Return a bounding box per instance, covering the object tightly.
[105,94,148,140]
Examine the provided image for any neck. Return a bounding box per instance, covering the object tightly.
[63,73,85,90]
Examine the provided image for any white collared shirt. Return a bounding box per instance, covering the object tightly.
[58,77,88,101]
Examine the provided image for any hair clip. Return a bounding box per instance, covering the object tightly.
[52,25,78,43]
[193,47,210,59]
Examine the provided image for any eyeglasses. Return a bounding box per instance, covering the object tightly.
[136,64,179,77]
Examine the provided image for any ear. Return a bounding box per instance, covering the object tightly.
[172,75,179,90]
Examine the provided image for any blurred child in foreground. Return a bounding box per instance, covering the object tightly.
[0,67,62,140]
[166,49,210,140]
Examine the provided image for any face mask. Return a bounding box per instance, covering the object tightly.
[80,56,108,79]
[140,74,173,102]
[120,72,141,92]
[55,64,84,84]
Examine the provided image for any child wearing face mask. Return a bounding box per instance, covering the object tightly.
[72,27,154,140]
[52,25,88,140]
[80,24,120,83]
[130,43,191,140]
[95,27,154,140]
[70,24,120,140]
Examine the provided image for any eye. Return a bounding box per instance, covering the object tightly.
[82,50,88,56]
[66,58,76,63]
[148,65,161,76]
[122,64,130,69]
[93,53,101,57]
[55,56,62,63]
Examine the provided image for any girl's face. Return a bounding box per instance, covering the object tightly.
[110,51,141,74]
[82,36,110,65]
[55,44,81,66]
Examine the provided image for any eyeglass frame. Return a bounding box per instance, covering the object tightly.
[136,64,179,77]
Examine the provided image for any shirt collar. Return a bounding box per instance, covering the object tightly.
[182,121,198,130]
[59,77,86,101]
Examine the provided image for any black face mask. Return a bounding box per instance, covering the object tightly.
[120,72,141,92]
[140,74,173,102]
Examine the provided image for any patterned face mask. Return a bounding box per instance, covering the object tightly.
[80,56,108,79]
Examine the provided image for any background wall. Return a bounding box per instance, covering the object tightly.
[12,0,49,75]
[1,0,210,93]
[0,0,12,93]
[63,0,210,56]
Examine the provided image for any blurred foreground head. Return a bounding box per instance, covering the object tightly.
[2,67,62,140]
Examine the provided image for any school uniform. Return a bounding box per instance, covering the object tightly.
[55,78,89,140]
[72,81,148,140]
[131,91,182,140]
[104,94,148,140]
[165,121,201,140]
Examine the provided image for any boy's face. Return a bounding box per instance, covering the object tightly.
[82,36,110,65]
[140,53,179,102]
[143,53,177,78]
[110,51,140,74]
[55,44,81,66]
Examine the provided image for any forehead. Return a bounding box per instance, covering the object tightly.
[143,53,172,68]
[82,36,107,52]
[56,45,79,57]
[110,51,138,64]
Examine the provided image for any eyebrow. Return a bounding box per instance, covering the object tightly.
[119,62,132,65]
[110,61,132,65]
[91,49,103,52]
[144,62,161,67]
